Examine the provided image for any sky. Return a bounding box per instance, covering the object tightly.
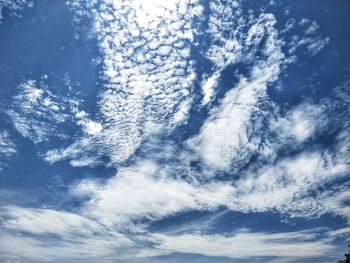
[0,0,350,262]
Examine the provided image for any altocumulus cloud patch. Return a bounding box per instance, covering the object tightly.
[0,0,349,263]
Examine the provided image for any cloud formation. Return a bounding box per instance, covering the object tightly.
[7,78,78,144]
[0,0,32,23]
[0,0,348,262]
[50,0,203,166]
[151,229,335,259]
[0,130,16,171]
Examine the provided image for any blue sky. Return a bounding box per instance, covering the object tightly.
[0,0,350,262]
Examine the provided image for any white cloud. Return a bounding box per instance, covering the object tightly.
[189,35,284,171]
[186,5,289,171]
[58,0,203,167]
[232,151,348,216]
[0,206,135,262]
[329,227,350,239]
[1,205,108,237]
[75,112,103,135]
[320,189,350,223]
[0,131,16,156]
[224,82,350,219]
[69,157,99,167]
[7,78,78,144]
[188,75,263,171]
[0,1,348,262]
[201,72,220,106]
[59,0,331,171]
[287,19,329,56]
[271,102,326,143]
[0,0,33,23]
[44,137,100,166]
[0,130,16,171]
[0,202,344,262]
[62,0,350,226]
[0,205,338,263]
[150,229,335,260]
[72,160,234,227]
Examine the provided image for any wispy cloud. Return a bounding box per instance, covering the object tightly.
[150,229,335,260]
[7,78,78,144]
[0,130,16,171]
[188,8,286,171]
[286,18,330,57]
[0,203,342,262]
[0,0,347,262]
[71,159,234,228]
[0,206,135,262]
[0,0,33,23]
[270,102,326,144]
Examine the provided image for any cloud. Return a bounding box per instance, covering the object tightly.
[188,73,267,171]
[0,130,16,171]
[188,12,285,171]
[0,1,348,262]
[0,202,345,262]
[0,0,33,23]
[227,80,350,219]
[71,159,234,228]
[82,119,103,135]
[270,102,326,144]
[52,0,203,167]
[0,206,135,262]
[54,0,330,170]
[232,151,348,217]
[150,229,335,260]
[7,78,78,144]
[6,77,107,167]
[62,135,349,246]
[201,72,221,106]
[287,19,329,57]
[329,227,350,239]
[1,205,107,236]
[62,0,350,229]
[0,131,16,156]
